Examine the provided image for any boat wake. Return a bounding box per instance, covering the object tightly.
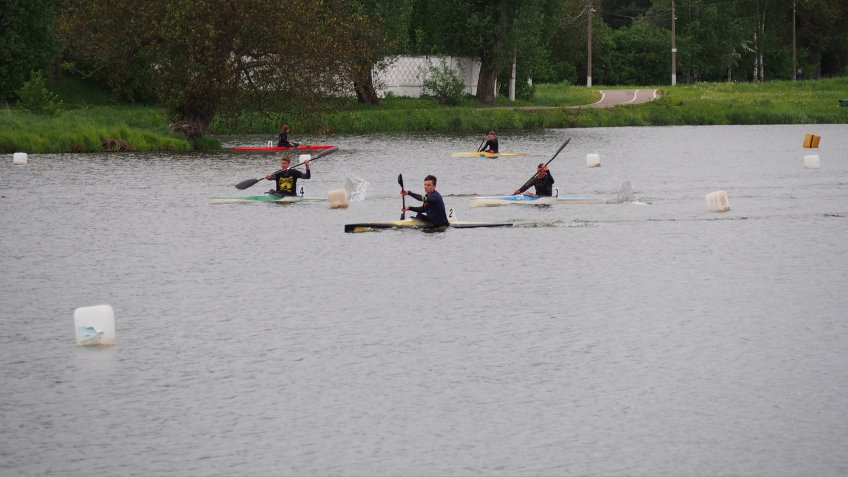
[608,180,651,205]
[512,219,600,228]
[344,176,369,202]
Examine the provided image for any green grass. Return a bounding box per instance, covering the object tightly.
[0,106,200,154]
[3,75,845,153]
[309,77,847,134]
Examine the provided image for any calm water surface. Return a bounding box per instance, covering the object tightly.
[2,125,847,476]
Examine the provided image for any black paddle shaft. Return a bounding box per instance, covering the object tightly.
[234,146,338,190]
[398,174,406,220]
[517,138,571,193]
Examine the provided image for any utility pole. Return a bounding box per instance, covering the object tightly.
[671,0,677,85]
[587,0,593,87]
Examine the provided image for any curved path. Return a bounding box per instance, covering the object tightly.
[579,89,658,108]
[496,89,658,111]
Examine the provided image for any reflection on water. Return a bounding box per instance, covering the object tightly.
[1,125,847,476]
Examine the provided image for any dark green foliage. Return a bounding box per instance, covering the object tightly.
[17,70,63,115]
[421,57,466,105]
[0,0,58,101]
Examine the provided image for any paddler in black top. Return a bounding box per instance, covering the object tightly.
[265,155,310,196]
[401,175,449,226]
[277,123,299,147]
[480,130,499,153]
[514,163,555,196]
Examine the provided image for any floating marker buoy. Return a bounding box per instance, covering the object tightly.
[804,154,820,169]
[802,134,821,149]
[267,140,273,147]
[13,152,27,165]
[327,189,349,209]
[705,191,730,212]
[586,153,601,168]
[73,305,116,346]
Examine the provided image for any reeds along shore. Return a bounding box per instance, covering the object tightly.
[3,77,846,154]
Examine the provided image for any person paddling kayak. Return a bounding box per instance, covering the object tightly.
[265,155,310,196]
[514,163,555,196]
[400,175,449,226]
[479,130,499,153]
[277,123,299,147]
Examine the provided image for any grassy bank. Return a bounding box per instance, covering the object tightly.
[0,106,200,154]
[312,77,847,133]
[3,77,845,153]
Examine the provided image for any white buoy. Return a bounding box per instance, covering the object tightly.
[327,189,349,209]
[705,191,730,212]
[13,152,27,165]
[586,153,601,168]
[73,305,116,346]
[804,154,820,169]
[267,140,273,146]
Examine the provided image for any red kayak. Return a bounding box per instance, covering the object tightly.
[232,145,336,151]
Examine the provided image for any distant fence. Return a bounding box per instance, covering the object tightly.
[374,55,481,98]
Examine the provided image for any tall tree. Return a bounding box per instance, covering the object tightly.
[350,0,410,104]
[58,0,385,137]
[473,0,510,103]
[795,0,848,77]
[0,0,58,102]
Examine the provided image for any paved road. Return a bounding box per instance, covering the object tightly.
[500,89,658,111]
[579,89,658,108]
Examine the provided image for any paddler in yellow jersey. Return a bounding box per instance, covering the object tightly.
[264,155,310,197]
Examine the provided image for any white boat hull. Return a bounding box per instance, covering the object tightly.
[470,194,605,207]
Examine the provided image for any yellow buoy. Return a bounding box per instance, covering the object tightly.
[802,133,821,148]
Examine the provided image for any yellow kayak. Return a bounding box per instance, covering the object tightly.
[344,217,512,233]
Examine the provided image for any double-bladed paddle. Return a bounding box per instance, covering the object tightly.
[476,137,486,152]
[516,138,571,193]
[398,174,406,220]
[235,146,338,190]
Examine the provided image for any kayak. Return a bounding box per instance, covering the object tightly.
[451,151,528,158]
[344,217,513,233]
[209,194,326,204]
[470,194,606,207]
[231,145,336,151]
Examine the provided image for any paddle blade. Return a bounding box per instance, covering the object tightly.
[291,146,339,168]
[235,178,261,190]
[546,138,571,166]
[314,146,338,159]
[398,173,405,219]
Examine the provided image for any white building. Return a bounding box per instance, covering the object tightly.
[373,55,481,98]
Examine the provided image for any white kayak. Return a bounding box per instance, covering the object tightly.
[470,194,606,207]
[209,194,326,204]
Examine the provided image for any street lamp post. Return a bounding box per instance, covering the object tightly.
[587,0,593,87]
[671,0,677,85]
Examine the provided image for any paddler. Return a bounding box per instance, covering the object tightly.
[277,123,299,147]
[514,163,555,196]
[400,175,449,226]
[265,155,310,197]
[479,130,499,153]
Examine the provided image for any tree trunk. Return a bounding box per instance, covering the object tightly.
[475,0,509,105]
[353,66,380,104]
[171,96,218,139]
[476,67,498,105]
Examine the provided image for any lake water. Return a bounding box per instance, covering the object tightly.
[1,124,847,476]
